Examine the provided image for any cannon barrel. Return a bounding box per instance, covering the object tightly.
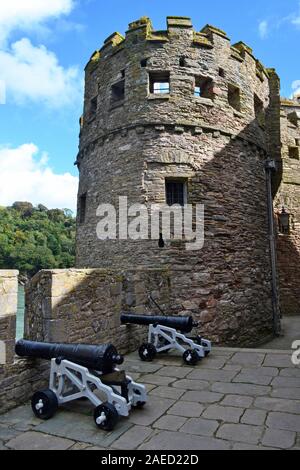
[15,340,123,373]
[121,313,197,334]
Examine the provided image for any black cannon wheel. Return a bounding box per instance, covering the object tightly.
[94,403,119,431]
[31,389,58,420]
[183,349,199,366]
[138,343,157,362]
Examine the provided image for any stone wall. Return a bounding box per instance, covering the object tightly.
[275,99,300,316]
[0,271,18,364]
[0,267,171,414]
[75,17,279,345]
[25,268,171,353]
[0,270,49,414]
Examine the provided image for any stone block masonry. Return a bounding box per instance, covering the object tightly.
[0,271,18,364]
[0,270,48,414]
[274,99,300,316]
[0,267,171,414]
[25,268,172,354]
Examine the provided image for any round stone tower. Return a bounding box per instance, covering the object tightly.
[75,17,281,346]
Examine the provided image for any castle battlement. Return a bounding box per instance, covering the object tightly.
[85,16,271,84]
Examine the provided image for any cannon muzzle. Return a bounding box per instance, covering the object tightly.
[121,313,197,334]
[15,340,124,374]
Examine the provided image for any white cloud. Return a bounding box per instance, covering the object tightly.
[258,20,269,39]
[292,80,300,98]
[0,0,82,108]
[0,144,78,212]
[0,0,74,45]
[0,38,82,108]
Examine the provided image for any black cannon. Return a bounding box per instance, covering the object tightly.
[16,339,123,374]
[121,313,212,365]
[15,340,147,431]
[120,313,197,334]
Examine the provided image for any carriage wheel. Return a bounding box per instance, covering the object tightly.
[31,389,58,420]
[138,343,157,362]
[94,403,119,431]
[183,349,199,366]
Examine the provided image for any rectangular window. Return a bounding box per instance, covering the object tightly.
[149,72,170,94]
[79,193,87,224]
[165,180,187,206]
[254,94,265,128]
[194,77,214,100]
[288,146,300,160]
[228,83,241,112]
[90,97,97,116]
[111,80,125,105]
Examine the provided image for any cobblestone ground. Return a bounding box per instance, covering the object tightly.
[0,348,300,450]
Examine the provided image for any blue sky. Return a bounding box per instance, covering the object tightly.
[0,0,299,212]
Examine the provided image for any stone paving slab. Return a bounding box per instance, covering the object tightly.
[186,368,237,382]
[36,410,132,448]
[139,374,176,386]
[202,405,244,423]
[216,423,264,445]
[172,379,209,391]
[128,395,174,426]
[271,377,300,388]
[228,352,265,367]
[180,390,224,404]
[211,382,271,397]
[149,386,185,400]
[153,414,187,431]
[266,412,300,432]
[180,418,219,437]
[6,431,75,450]
[280,368,300,378]
[220,394,254,408]
[271,388,300,400]
[139,430,231,450]
[254,397,300,414]
[0,424,21,442]
[111,425,153,450]
[167,401,204,418]
[262,429,296,449]
[0,347,300,450]
[232,372,273,386]
[264,354,294,368]
[156,366,193,378]
[241,409,267,426]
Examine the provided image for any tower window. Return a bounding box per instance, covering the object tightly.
[165,180,187,206]
[219,68,225,77]
[228,84,241,112]
[194,77,214,100]
[90,97,97,116]
[141,58,148,68]
[254,94,265,128]
[79,193,87,224]
[288,146,300,160]
[179,57,186,67]
[149,72,170,94]
[111,80,125,104]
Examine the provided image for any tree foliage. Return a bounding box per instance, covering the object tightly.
[0,203,76,276]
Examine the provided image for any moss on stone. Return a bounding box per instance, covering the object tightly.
[193,32,213,48]
[201,24,229,40]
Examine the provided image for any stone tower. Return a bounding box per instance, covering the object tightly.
[75,17,282,346]
[275,97,300,316]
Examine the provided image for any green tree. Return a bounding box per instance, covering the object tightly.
[0,203,76,276]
